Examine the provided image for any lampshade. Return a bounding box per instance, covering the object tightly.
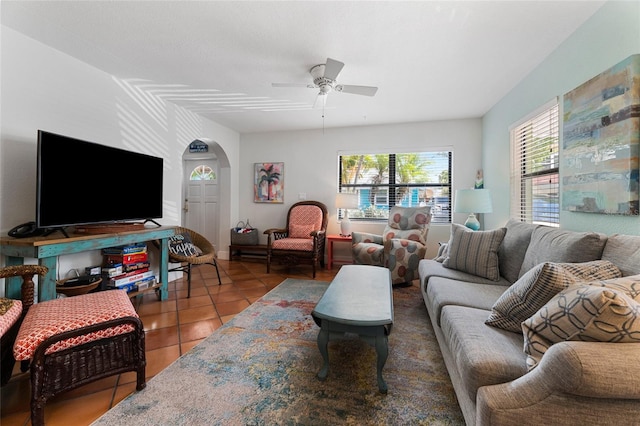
[336,193,358,237]
[454,189,493,214]
[453,189,492,231]
[335,193,359,209]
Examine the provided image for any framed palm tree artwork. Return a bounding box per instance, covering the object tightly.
[254,162,284,203]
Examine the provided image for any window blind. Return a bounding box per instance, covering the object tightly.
[510,103,560,226]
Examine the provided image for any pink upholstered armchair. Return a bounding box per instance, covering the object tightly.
[264,201,328,278]
[352,206,431,285]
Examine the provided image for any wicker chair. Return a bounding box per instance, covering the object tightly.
[168,227,222,298]
[0,265,48,386]
[264,201,328,278]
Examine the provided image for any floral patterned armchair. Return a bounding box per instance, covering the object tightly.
[352,206,431,285]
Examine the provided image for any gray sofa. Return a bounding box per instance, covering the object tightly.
[418,219,640,426]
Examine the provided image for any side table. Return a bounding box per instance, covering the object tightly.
[326,234,353,269]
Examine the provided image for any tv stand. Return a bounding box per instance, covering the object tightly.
[1,227,176,302]
[42,227,69,238]
[144,219,162,227]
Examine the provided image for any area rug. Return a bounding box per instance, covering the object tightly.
[93,279,464,425]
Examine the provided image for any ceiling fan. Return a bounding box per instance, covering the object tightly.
[272,58,378,106]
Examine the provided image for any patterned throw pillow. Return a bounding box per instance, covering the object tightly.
[522,275,640,370]
[486,260,622,333]
[169,233,202,257]
[442,224,506,281]
[289,224,314,239]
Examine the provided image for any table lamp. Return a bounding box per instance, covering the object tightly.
[335,193,359,237]
[453,189,492,231]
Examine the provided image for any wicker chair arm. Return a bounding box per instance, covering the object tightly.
[0,265,48,279]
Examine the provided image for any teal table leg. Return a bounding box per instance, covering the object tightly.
[375,334,389,394]
[159,237,169,301]
[5,256,24,299]
[317,322,330,381]
[39,257,58,302]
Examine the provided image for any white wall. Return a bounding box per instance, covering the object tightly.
[482,1,640,235]
[240,118,482,260]
[0,27,240,279]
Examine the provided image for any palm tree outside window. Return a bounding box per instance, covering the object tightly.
[338,151,452,223]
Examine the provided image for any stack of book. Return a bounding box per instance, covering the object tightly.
[102,243,156,293]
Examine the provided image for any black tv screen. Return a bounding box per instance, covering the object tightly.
[36,130,163,228]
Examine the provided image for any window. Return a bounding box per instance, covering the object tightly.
[338,151,452,223]
[510,101,559,226]
[189,165,216,181]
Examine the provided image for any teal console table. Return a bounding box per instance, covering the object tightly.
[1,226,176,302]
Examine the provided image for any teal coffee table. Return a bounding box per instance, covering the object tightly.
[312,264,393,393]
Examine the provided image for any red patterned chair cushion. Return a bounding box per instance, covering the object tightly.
[272,238,314,251]
[289,224,314,239]
[0,298,22,337]
[13,290,138,361]
[289,205,323,230]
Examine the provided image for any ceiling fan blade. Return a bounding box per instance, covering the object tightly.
[324,58,344,81]
[272,83,314,88]
[336,85,378,96]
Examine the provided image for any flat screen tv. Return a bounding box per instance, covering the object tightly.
[36,130,163,229]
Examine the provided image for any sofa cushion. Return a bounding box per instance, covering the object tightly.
[523,275,640,370]
[498,219,538,283]
[518,227,607,278]
[420,259,511,288]
[440,305,528,404]
[601,234,640,276]
[425,277,506,326]
[486,260,622,333]
[443,224,507,281]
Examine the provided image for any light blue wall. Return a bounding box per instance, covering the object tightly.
[482,1,640,235]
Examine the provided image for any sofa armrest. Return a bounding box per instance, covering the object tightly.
[352,232,383,245]
[477,341,640,425]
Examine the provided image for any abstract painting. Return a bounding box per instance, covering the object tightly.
[562,54,640,215]
[254,162,284,203]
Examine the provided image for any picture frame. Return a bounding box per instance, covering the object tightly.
[254,162,284,203]
[562,54,639,215]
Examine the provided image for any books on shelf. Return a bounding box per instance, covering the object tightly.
[105,252,148,266]
[102,243,147,255]
[107,276,156,294]
[101,243,158,294]
[109,270,154,288]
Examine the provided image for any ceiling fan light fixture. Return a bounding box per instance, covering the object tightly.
[319,84,332,94]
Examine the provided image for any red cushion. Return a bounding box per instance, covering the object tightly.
[14,290,138,361]
[272,238,314,251]
[289,224,314,239]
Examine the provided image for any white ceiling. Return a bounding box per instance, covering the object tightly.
[2,1,605,134]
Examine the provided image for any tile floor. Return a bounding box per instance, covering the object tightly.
[1,258,342,426]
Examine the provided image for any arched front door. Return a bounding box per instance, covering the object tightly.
[183,157,219,248]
